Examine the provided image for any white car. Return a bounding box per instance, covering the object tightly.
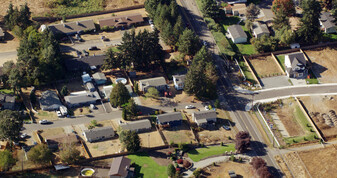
[20,133,27,139]
[39,120,49,124]
[205,106,210,110]
[56,111,62,117]
[185,105,195,109]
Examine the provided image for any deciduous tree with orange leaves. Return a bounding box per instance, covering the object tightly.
[272,0,296,16]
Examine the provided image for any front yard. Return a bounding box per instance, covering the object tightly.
[249,56,283,78]
[187,144,236,162]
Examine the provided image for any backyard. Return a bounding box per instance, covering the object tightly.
[162,122,197,145]
[249,56,283,78]
[128,152,167,178]
[138,131,165,148]
[187,144,235,162]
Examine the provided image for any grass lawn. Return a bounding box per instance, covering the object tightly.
[188,144,236,162]
[238,60,257,84]
[222,16,241,30]
[0,88,14,95]
[306,69,319,84]
[283,105,318,144]
[128,152,167,178]
[212,31,235,56]
[323,33,337,42]
[236,43,257,55]
[276,55,286,71]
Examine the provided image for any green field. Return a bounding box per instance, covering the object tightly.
[238,60,257,84]
[46,0,104,17]
[128,152,167,178]
[187,144,235,162]
[276,55,286,71]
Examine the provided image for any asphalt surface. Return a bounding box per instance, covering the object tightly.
[177,0,282,176]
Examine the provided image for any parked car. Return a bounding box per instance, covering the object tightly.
[205,106,210,110]
[101,36,109,41]
[56,111,62,117]
[185,105,195,109]
[222,125,231,130]
[20,133,28,139]
[88,46,98,50]
[149,19,153,24]
[39,120,49,124]
[90,104,97,110]
[82,50,89,56]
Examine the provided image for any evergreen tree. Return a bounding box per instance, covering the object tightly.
[272,0,296,16]
[0,150,16,171]
[59,143,81,164]
[0,110,22,142]
[177,29,201,56]
[167,164,176,177]
[119,130,141,152]
[201,0,220,19]
[103,47,121,69]
[275,26,296,45]
[298,0,322,44]
[272,8,290,30]
[125,98,139,119]
[110,83,131,107]
[332,0,337,21]
[28,144,53,165]
[60,85,68,96]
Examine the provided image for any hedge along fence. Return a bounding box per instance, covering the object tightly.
[271,53,286,75]
[242,56,262,88]
[295,97,325,142]
[32,5,145,23]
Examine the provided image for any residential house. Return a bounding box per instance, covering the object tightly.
[93,72,107,85]
[48,20,96,35]
[284,52,308,79]
[0,27,4,41]
[39,90,63,111]
[251,22,270,38]
[224,7,232,15]
[99,13,144,30]
[173,74,186,90]
[103,84,133,100]
[86,82,96,92]
[83,127,115,142]
[227,25,247,44]
[319,12,336,34]
[231,3,246,16]
[64,55,105,72]
[139,77,167,92]
[0,94,15,110]
[227,0,247,4]
[157,112,183,127]
[119,119,152,133]
[82,73,92,84]
[192,110,217,127]
[108,156,134,178]
[64,91,100,108]
[45,133,78,150]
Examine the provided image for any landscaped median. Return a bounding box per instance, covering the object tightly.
[187,144,236,162]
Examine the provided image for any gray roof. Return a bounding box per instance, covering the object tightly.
[109,156,131,177]
[64,91,100,105]
[228,25,247,39]
[193,110,217,121]
[139,77,167,87]
[119,119,152,132]
[39,90,62,109]
[93,72,107,81]
[48,20,96,35]
[173,75,186,85]
[83,127,114,140]
[157,112,183,123]
[252,22,270,36]
[320,12,336,29]
[287,52,307,68]
[64,55,106,71]
[0,27,4,37]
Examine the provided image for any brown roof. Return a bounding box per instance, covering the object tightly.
[99,13,144,28]
[0,27,4,37]
[45,133,78,145]
[48,20,96,35]
[109,156,131,177]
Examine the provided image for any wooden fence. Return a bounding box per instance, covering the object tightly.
[242,56,262,88]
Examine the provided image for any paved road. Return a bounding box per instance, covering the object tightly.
[0,50,17,65]
[178,0,282,176]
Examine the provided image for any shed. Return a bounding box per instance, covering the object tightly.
[157,112,183,127]
[83,127,115,142]
[119,119,152,133]
[93,72,107,85]
[227,25,247,44]
[173,74,186,90]
[82,73,92,84]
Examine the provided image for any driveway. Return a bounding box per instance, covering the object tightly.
[261,76,291,89]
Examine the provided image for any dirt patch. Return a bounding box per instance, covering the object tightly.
[202,161,253,178]
[299,95,337,140]
[249,56,283,78]
[274,155,293,178]
[138,130,165,148]
[162,123,197,144]
[55,78,86,93]
[283,151,309,178]
[149,148,174,166]
[39,127,65,139]
[305,47,337,83]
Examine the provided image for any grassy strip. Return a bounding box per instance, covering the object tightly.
[0,88,14,95]
[306,70,319,84]
[128,152,167,178]
[238,60,257,84]
[187,144,236,162]
[275,55,286,71]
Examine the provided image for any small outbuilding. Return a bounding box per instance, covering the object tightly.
[173,74,186,90]
[227,25,247,44]
[108,156,134,178]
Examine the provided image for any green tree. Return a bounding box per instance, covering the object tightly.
[251,35,279,53]
[0,110,22,142]
[272,0,296,16]
[298,0,322,44]
[134,82,139,94]
[125,98,139,119]
[8,65,25,93]
[103,47,121,69]
[167,164,176,177]
[19,3,31,29]
[245,3,260,21]
[145,87,160,98]
[4,2,31,30]
[110,82,131,107]
[332,0,337,21]
[28,144,53,165]
[60,85,68,96]
[0,150,16,171]
[122,108,127,120]
[275,26,296,45]
[59,143,81,164]
[119,130,141,152]
[272,8,290,30]
[201,0,220,19]
[177,29,201,56]
[90,120,98,127]
[214,99,220,108]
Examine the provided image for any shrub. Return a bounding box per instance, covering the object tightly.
[177,159,183,164]
[230,155,235,161]
[238,157,243,162]
[167,164,176,177]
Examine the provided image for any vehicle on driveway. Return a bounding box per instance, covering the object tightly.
[88,46,98,51]
[20,133,28,139]
[222,125,231,130]
[185,105,195,109]
[39,120,49,124]
[205,106,210,110]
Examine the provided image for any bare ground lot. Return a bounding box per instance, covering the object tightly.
[202,161,253,178]
[138,130,165,148]
[305,47,337,83]
[299,95,337,140]
[249,56,283,78]
[161,122,197,144]
[276,144,337,178]
[0,0,146,17]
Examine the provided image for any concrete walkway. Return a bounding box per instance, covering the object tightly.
[270,112,290,138]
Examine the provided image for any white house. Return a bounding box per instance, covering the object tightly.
[284,52,308,79]
[227,25,247,44]
[173,74,186,90]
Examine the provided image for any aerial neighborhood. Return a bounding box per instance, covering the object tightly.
[0,0,336,177]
